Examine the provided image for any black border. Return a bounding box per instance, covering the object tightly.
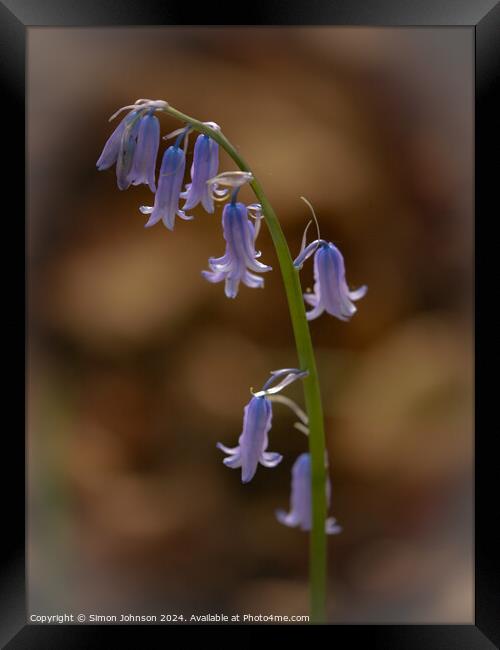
[2,0,498,646]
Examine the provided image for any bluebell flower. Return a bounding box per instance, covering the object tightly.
[128,112,160,192]
[114,115,143,191]
[97,99,167,191]
[96,110,137,172]
[217,395,282,484]
[276,453,341,534]
[202,201,272,298]
[217,368,307,483]
[294,240,367,321]
[181,125,220,213]
[97,110,143,190]
[140,143,192,230]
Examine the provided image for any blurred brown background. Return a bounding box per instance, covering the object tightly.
[27,27,473,623]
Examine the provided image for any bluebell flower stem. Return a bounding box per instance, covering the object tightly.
[164,106,328,622]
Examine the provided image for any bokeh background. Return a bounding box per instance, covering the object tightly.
[28,27,474,623]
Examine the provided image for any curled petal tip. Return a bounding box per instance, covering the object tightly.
[350,284,368,300]
[326,518,342,535]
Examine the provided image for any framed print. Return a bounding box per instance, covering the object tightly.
[1,0,498,646]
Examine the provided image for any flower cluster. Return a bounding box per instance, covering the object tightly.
[96,100,167,192]
[97,100,271,297]
[97,100,366,537]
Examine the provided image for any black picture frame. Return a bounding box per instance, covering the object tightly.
[2,0,498,646]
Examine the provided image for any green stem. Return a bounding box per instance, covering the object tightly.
[165,106,328,622]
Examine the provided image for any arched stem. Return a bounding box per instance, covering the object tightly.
[163,106,328,622]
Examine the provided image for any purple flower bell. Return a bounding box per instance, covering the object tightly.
[140,139,192,231]
[181,126,220,213]
[202,200,272,298]
[96,109,142,190]
[294,240,367,321]
[217,395,282,484]
[96,110,137,172]
[97,99,166,192]
[276,453,341,534]
[128,113,160,192]
[217,368,307,484]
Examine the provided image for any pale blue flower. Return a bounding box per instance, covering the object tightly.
[202,201,271,298]
[96,110,137,172]
[140,142,191,230]
[181,126,219,213]
[97,109,142,190]
[128,112,160,192]
[276,453,341,534]
[294,240,367,321]
[97,99,167,191]
[217,369,307,483]
[115,115,143,191]
[217,395,282,484]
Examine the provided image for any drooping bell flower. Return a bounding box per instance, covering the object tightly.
[115,115,142,191]
[217,369,307,483]
[217,396,281,484]
[128,112,160,192]
[96,110,137,172]
[140,140,191,230]
[96,109,142,190]
[96,99,167,191]
[294,240,367,321]
[202,201,271,299]
[181,124,220,213]
[276,453,341,534]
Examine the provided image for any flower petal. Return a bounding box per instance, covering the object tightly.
[326,518,342,535]
[260,451,283,468]
[349,285,368,301]
[276,509,300,528]
[216,442,239,455]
